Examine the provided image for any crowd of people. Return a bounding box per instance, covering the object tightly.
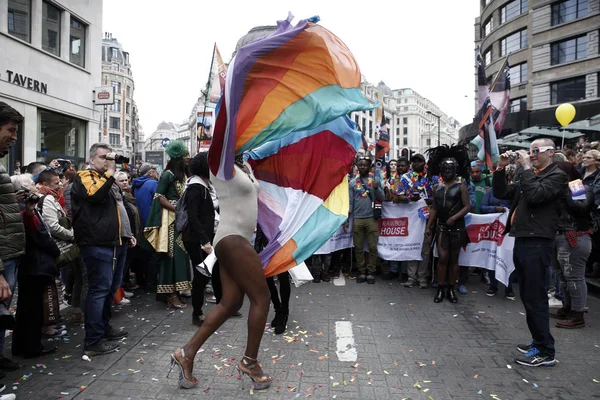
[1,100,600,396]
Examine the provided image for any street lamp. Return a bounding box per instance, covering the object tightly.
[426,111,441,146]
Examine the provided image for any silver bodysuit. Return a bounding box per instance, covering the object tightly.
[211,162,260,247]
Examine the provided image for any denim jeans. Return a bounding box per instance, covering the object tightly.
[388,261,407,274]
[81,244,127,346]
[554,234,592,312]
[514,237,555,357]
[0,258,19,354]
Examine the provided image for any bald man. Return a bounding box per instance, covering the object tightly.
[493,138,568,367]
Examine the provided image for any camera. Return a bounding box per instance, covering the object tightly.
[19,186,41,203]
[508,152,520,163]
[106,153,130,164]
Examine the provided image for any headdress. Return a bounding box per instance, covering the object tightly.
[165,140,189,159]
[426,144,470,180]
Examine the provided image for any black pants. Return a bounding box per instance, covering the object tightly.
[266,272,291,313]
[514,237,555,357]
[12,273,50,357]
[185,240,222,316]
[134,246,158,292]
[123,246,137,284]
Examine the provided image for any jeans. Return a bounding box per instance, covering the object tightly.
[490,270,513,292]
[81,244,127,346]
[0,258,19,355]
[407,235,431,284]
[513,237,555,357]
[554,234,591,312]
[352,217,379,274]
[388,261,407,274]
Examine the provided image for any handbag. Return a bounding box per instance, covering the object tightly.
[55,215,80,266]
[42,281,60,325]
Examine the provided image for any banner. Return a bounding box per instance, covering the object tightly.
[459,212,515,287]
[196,110,214,152]
[377,200,428,261]
[314,220,353,254]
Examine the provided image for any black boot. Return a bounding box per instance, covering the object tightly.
[274,312,288,335]
[271,309,281,327]
[447,285,458,303]
[434,286,445,303]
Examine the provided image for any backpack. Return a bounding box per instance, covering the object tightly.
[175,189,190,233]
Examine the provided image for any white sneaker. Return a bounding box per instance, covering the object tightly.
[118,298,131,305]
[206,295,217,304]
[548,297,563,308]
[123,291,134,298]
[1,393,17,400]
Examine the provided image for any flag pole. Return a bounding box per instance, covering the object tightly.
[195,43,217,155]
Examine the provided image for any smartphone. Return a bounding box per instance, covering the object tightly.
[56,159,71,174]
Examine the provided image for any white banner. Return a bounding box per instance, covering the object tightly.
[377,200,428,261]
[459,212,515,287]
[314,220,353,254]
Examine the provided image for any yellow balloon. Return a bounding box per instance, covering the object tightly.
[555,103,576,127]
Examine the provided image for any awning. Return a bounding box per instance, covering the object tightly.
[497,139,531,149]
[519,126,584,140]
[564,116,600,133]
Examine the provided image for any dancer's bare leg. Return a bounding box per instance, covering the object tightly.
[175,235,270,381]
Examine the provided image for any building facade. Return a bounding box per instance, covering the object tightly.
[462,0,600,142]
[98,32,140,164]
[350,80,460,159]
[142,121,190,170]
[0,0,102,173]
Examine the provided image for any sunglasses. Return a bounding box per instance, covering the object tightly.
[529,146,554,157]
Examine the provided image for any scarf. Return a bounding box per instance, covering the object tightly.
[38,185,66,212]
[355,173,374,197]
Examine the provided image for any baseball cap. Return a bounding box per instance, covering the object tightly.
[139,163,157,176]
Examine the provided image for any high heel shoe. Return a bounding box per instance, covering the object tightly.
[167,348,198,389]
[236,355,272,390]
[167,294,187,309]
[434,286,445,303]
[447,286,458,303]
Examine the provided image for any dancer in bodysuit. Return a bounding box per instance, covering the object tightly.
[168,157,272,390]
[425,145,471,304]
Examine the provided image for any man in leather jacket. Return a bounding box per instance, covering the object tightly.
[493,138,568,367]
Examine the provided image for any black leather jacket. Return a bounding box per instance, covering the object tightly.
[493,163,568,239]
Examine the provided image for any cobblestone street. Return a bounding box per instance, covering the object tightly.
[4,276,600,400]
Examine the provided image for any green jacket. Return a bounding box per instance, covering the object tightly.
[0,163,25,271]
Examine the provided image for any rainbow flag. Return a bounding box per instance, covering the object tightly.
[208,14,375,276]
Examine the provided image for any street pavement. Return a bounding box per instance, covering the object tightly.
[3,274,600,400]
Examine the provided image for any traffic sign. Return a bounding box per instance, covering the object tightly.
[161,137,171,148]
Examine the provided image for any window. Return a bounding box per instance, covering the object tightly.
[8,0,31,42]
[126,86,131,98]
[109,117,120,129]
[485,0,493,5]
[500,0,528,24]
[369,121,373,137]
[510,63,528,85]
[403,137,408,145]
[551,35,588,65]
[550,76,586,104]
[403,117,408,124]
[42,1,61,55]
[403,127,408,135]
[38,109,86,162]
[126,102,130,114]
[98,132,101,143]
[111,48,119,59]
[109,133,120,145]
[510,97,527,113]
[396,118,400,125]
[552,0,588,26]
[110,99,121,112]
[70,17,86,67]
[111,63,119,72]
[483,17,493,37]
[369,110,372,117]
[426,139,431,146]
[396,138,400,146]
[484,49,492,66]
[111,81,121,92]
[126,120,130,132]
[362,117,366,133]
[500,29,527,56]
[126,136,130,147]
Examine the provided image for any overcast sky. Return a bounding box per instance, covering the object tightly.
[102,0,480,135]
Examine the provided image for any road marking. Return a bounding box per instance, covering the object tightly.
[333,274,346,286]
[335,321,357,362]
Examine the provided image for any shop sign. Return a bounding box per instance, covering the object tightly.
[93,86,115,105]
[3,70,48,94]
